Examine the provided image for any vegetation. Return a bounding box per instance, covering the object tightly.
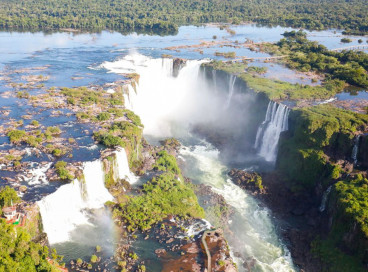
[94,121,143,168]
[335,175,368,238]
[215,51,236,59]
[7,129,26,143]
[0,0,367,34]
[54,161,74,181]
[153,150,181,175]
[0,186,20,209]
[268,31,368,88]
[113,172,204,232]
[277,105,368,190]
[204,61,345,100]
[0,187,61,271]
[310,175,368,272]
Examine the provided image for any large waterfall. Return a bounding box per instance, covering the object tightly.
[255,101,290,162]
[115,148,137,184]
[102,54,296,271]
[101,54,210,137]
[38,159,113,244]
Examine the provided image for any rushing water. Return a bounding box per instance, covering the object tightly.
[37,160,115,261]
[255,101,290,162]
[352,135,361,166]
[102,54,295,271]
[115,148,137,184]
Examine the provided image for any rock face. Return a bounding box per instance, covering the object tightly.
[358,135,368,168]
[228,169,264,194]
[161,228,236,272]
[172,58,186,77]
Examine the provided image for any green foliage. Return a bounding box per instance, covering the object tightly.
[153,150,181,175]
[203,62,344,101]
[54,161,73,181]
[335,175,368,238]
[94,133,125,147]
[247,66,268,74]
[0,0,367,35]
[215,51,236,59]
[0,219,54,271]
[30,120,39,127]
[7,129,26,143]
[90,255,98,263]
[96,112,110,121]
[124,110,143,127]
[45,126,61,136]
[277,105,368,190]
[0,186,20,208]
[276,32,368,88]
[340,38,352,43]
[114,172,204,231]
[61,87,104,106]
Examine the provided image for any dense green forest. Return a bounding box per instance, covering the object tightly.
[0,0,367,34]
[0,186,61,271]
[262,30,368,88]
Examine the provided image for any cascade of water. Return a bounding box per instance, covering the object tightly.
[114,148,137,184]
[38,179,90,244]
[83,160,113,208]
[212,69,217,92]
[162,58,174,77]
[254,102,273,149]
[101,54,207,137]
[319,185,332,212]
[38,159,113,244]
[352,135,361,165]
[256,102,290,162]
[225,75,237,108]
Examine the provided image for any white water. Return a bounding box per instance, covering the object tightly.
[102,53,295,271]
[181,143,295,271]
[115,148,137,184]
[256,101,290,162]
[319,185,332,212]
[102,54,213,137]
[22,162,52,185]
[225,74,237,108]
[352,135,361,165]
[38,160,113,244]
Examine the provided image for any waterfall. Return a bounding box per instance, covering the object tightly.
[38,159,113,244]
[225,75,237,108]
[319,185,332,212]
[351,135,361,165]
[83,160,113,208]
[101,54,207,137]
[115,148,137,184]
[212,69,217,93]
[254,102,273,149]
[256,101,290,162]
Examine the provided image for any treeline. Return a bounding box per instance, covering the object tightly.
[0,0,367,34]
[274,31,368,88]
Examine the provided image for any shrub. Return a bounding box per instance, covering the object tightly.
[97,112,110,121]
[7,130,26,143]
[90,255,98,263]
